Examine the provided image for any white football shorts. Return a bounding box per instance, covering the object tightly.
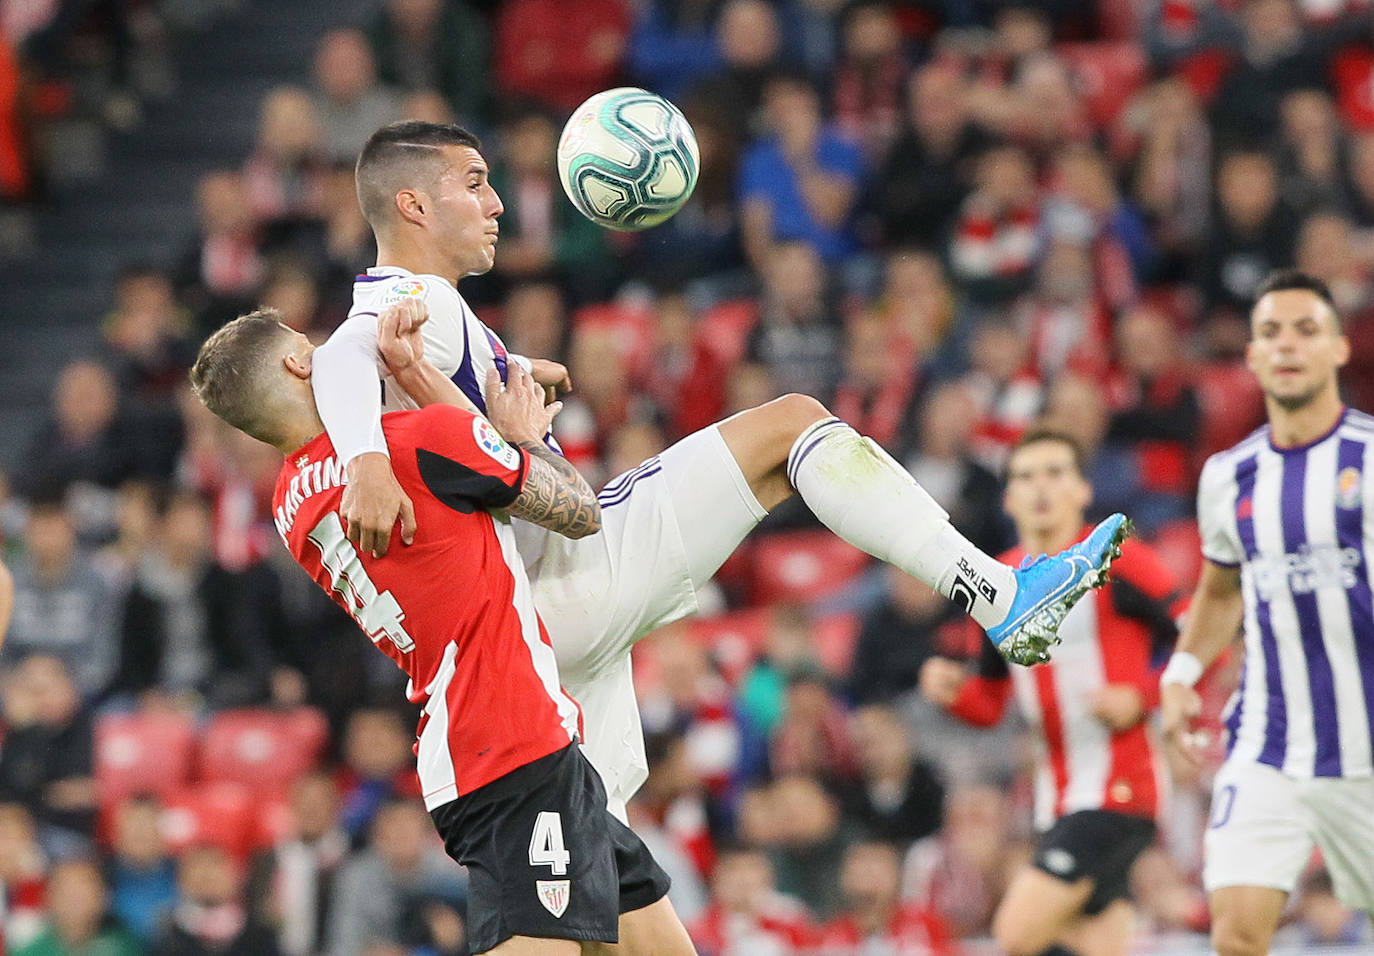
[1203,757,1374,909]
[522,424,768,820]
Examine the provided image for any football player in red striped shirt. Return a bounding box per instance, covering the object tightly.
[189,309,697,955]
[921,430,1184,956]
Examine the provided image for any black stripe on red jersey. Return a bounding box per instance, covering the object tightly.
[417,448,524,514]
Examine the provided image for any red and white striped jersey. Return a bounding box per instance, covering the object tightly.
[950,535,1184,828]
[272,404,580,808]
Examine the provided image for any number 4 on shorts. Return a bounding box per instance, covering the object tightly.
[529,811,570,875]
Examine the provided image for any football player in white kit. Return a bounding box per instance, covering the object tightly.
[312,121,1129,823]
[1162,270,1374,956]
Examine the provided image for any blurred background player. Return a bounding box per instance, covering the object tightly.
[922,430,1184,956]
[1162,270,1374,956]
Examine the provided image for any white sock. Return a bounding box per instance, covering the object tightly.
[787,418,1016,630]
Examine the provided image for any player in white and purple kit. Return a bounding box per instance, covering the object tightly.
[1162,270,1374,956]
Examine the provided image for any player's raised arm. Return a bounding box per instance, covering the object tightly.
[1160,558,1243,771]
[377,299,478,413]
[486,365,601,539]
[312,312,416,558]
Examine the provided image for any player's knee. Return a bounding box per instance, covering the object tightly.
[1211,918,1272,956]
[766,393,831,437]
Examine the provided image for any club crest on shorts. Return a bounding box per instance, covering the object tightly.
[473,417,520,470]
[536,879,571,918]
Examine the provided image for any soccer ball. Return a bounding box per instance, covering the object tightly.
[557,88,700,231]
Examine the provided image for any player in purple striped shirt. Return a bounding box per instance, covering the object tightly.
[1163,270,1374,956]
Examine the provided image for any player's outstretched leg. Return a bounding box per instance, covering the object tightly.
[717,395,1128,665]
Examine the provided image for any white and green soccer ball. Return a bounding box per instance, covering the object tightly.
[557,87,700,231]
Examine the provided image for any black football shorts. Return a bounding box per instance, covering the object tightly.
[1032,809,1156,916]
[429,740,671,953]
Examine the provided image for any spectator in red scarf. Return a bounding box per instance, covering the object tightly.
[811,841,958,955]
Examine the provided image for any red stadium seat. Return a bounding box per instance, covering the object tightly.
[1058,43,1148,129]
[161,781,256,858]
[688,608,774,684]
[751,531,872,605]
[199,708,328,793]
[1193,361,1266,471]
[695,299,759,367]
[96,711,197,805]
[815,613,861,677]
[1149,518,1204,592]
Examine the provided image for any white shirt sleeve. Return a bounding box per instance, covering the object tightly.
[1197,454,1242,567]
[312,313,389,464]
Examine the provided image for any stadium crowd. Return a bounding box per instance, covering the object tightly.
[5,0,1374,953]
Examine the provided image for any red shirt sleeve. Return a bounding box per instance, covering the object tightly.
[949,674,1011,727]
[394,405,529,511]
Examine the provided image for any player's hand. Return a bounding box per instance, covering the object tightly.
[1090,684,1145,731]
[528,359,572,403]
[342,452,417,558]
[1160,681,1205,773]
[918,657,966,708]
[377,298,429,376]
[486,365,562,444]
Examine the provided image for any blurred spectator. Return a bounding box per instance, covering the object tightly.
[1296,210,1374,320]
[153,844,281,956]
[636,101,747,285]
[243,87,327,228]
[498,278,568,362]
[335,708,424,840]
[747,774,849,919]
[1048,144,1148,303]
[739,72,863,268]
[905,381,1010,554]
[1278,88,1348,214]
[557,319,636,476]
[174,171,265,337]
[0,803,48,950]
[107,796,178,946]
[960,321,1044,473]
[311,29,402,165]
[3,500,119,696]
[876,250,963,373]
[14,858,141,956]
[1211,0,1374,148]
[811,840,957,955]
[247,772,349,956]
[838,705,944,846]
[1344,130,1374,228]
[830,311,919,450]
[626,732,712,920]
[100,266,195,404]
[1199,150,1297,319]
[492,0,630,113]
[876,62,991,251]
[847,568,962,706]
[744,242,843,402]
[1278,868,1374,949]
[689,845,814,955]
[0,555,10,648]
[368,0,489,124]
[949,145,1042,307]
[0,655,97,853]
[1129,847,1208,939]
[1038,371,1113,488]
[1001,54,1093,167]
[488,104,615,302]
[769,665,859,784]
[830,2,907,163]
[902,784,1019,938]
[1012,240,1112,379]
[15,360,140,503]
[114,489,281,708]
[1103,306,1201,532]
[326,800,464,956]
[1129,78,1213,278]
[737,604,824,740]
[689,0,785,145]
[257,260,333,339]
[626,0,722,102]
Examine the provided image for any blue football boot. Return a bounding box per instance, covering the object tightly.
[985,513,1131,665]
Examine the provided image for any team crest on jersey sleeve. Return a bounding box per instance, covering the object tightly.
[536,880,570,918]
[382,278,427,304]
[474,417,521,470]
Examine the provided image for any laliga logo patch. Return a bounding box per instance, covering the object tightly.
[382,279,426,304]
[1337,467,1362,510]
[473,417,520,470]
[536,880,570,918]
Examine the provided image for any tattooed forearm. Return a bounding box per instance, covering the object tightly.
[508,441,602,539]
